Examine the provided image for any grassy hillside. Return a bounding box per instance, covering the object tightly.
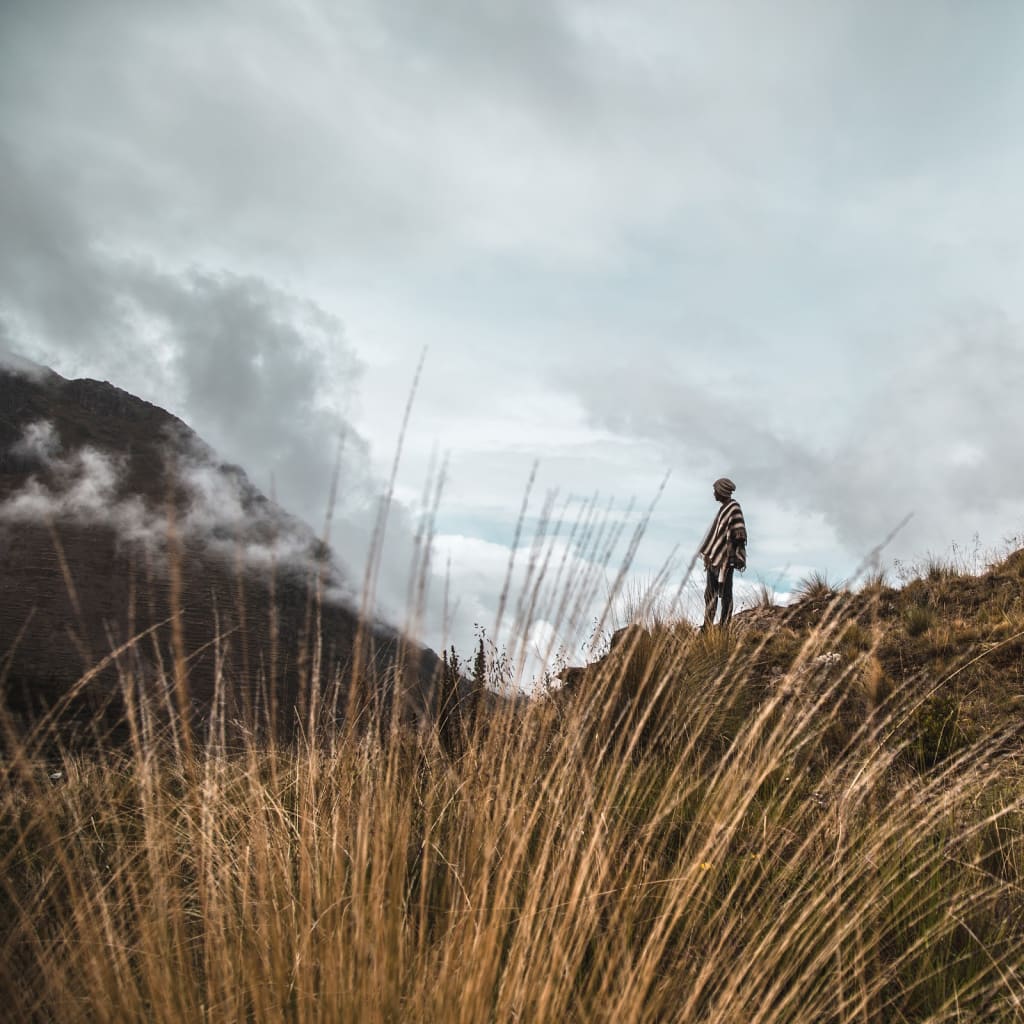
[2,548,1023,1021]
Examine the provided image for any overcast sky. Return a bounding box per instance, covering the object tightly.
[2,0,1023,679]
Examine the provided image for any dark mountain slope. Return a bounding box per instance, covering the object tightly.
[0,361,441,743]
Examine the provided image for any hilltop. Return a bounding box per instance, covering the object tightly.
[561,548,1024,771]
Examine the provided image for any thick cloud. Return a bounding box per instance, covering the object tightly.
[3,0,1024,672]
[570,311,1024,570]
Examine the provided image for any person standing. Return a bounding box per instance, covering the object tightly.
[699,477,747,628]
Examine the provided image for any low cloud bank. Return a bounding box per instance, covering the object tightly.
[0,419,354,600]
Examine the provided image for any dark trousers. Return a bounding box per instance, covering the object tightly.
[704,565,735,628]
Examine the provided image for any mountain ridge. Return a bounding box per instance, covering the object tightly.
[0,358,441,744]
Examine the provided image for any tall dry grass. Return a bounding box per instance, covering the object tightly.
[2,522,1024,1022]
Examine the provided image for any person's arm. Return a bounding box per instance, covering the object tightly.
[732,520,747,571]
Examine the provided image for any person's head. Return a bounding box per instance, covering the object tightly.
[713,477,736,503]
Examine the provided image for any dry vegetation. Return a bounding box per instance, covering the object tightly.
[3,546,1024,1022]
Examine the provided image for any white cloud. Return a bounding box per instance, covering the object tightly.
[11,419,61,461]
[1,431,123,525]
[0,420,352,594]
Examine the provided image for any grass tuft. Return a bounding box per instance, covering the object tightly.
[744,580,778,611]
[792,570,839,603]
[903,603,933,637]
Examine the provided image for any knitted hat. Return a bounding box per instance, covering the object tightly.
[713,477,736,497]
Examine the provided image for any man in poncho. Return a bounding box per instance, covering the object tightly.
[699,477,747,628]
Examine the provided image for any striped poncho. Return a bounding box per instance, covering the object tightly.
[699,499,747,579]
